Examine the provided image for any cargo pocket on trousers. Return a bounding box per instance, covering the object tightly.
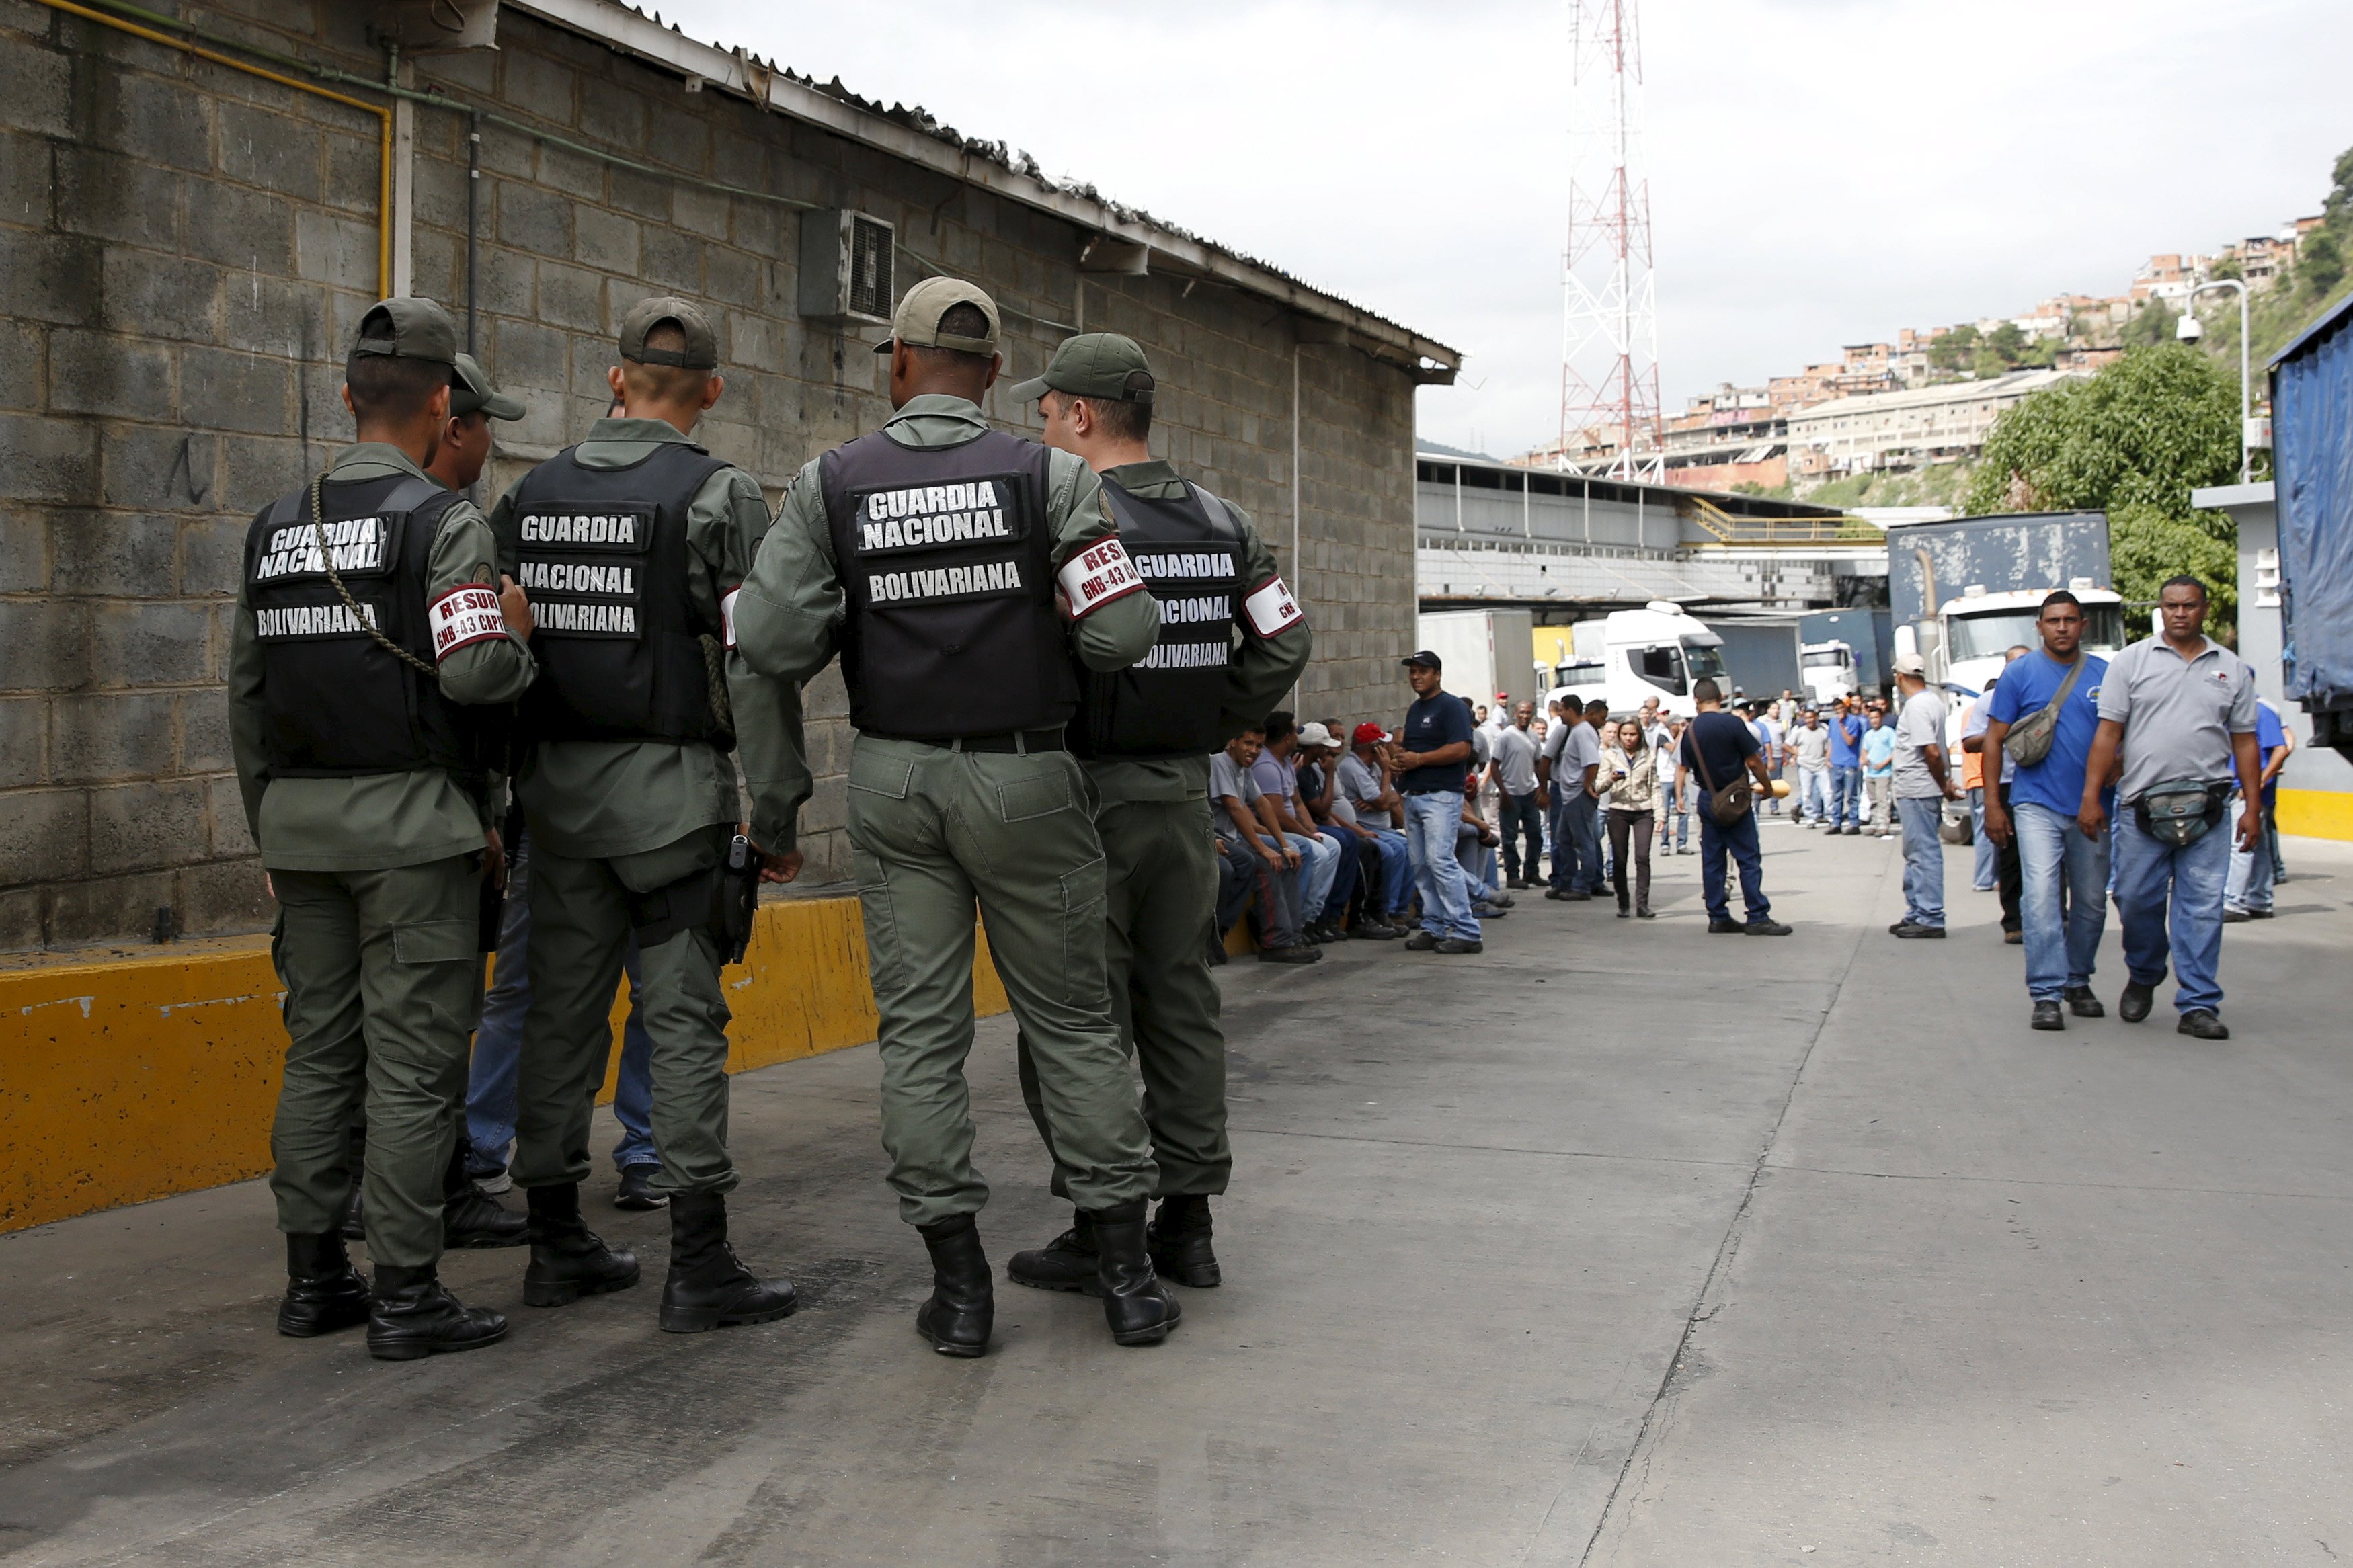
[852,846,906,999]
[998,770,1074,823]
[393,919,484,1034]
[1057,855,1109,1005]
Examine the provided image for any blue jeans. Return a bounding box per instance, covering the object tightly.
[1698,807,1769,923]
[1898,794,1946,928]
[468,829,658,1174]
[2226,792,2276,913]
[1403,790,1480,940]
[1562,793,1603,891]
[1497,791,1545,882]
[2013,802,2108,1000]
[1363,828,1414,917]
[1546,792,1573,890]
[1657,776,1691,850]
[1283,831,1342,922]
[2113,806,2233,1016]
[1970,788,1997,890]
[1831,764,1862,830]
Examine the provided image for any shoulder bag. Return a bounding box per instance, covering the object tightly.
[1687,717,1753,827]
[2001,655,2088,768]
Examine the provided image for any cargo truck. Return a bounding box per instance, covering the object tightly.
[1542,601,1728,718]
[2270,292,2353,768]
[1417,608,1538,717]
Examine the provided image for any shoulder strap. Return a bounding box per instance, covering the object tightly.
[1687,716,1720,794]
[2044,653,2087,718]
[381,474,442,513]
[1188,483,1241,542]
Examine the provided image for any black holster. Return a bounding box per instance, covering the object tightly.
[629,835,760,965]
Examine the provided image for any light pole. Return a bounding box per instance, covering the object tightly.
[2176,278,2251,483]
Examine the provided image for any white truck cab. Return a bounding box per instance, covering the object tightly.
[1897,577,2128,750]
[1546,601,1728,719]
[1801,640,1856,705]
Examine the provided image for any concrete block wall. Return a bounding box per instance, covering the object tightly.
[0,0,1424,949]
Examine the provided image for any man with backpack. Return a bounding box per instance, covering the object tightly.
[1675,679,1792,936]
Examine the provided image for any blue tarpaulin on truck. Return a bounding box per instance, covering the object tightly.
[2273,292,2353,710]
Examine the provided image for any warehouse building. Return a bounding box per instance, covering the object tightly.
[0,0,1459,950]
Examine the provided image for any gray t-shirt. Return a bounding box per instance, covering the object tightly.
[1490,725,1540,796]
[1338,753,1392,829]
[1791,723,1830,769]
[1209,751,1263,843]
[2096,634,2259,802]
[1556,721,1601,790]
[1892,688,1948,798]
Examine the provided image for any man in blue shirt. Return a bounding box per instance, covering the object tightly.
[1860,709,1898,837]
[2225,698,2293,920]
[1982,591,2112,1030]
[1392,651,1482,954]
[1828,696,1866,834]
[1675,679,1792,935]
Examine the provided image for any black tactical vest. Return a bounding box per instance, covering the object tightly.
[508,441,731,748]
[243,472,495,780]
[819,427,1068,740]
[1068,480,1244,760]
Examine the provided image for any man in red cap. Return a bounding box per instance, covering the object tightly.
[1335,723,1417,927]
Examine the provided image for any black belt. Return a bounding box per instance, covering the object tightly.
[906,727,1068,755]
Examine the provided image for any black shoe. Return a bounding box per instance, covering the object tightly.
[1708,918,1743,934]
[1744,919,1794,936]
[2031,1000,2065,1032]
[1635,904,1654,919]
[1435,937,1484,954]
[614,1164,666,1211]
[443,1185,528,1249]
[339,1183,365,1242]
[2120,981,2155,1024]
[1258,942,1322,964]
[1615,903,1630,919]
[1564,890,1593,902]
[1892,923,1946,939]
[1351,920,1400,940]
[277,1233,372,1337]
[658,1192,796,1333]
[2178,1009,2231,1040]
[522,1183,641,1308]
[1205,939,1229,966]
[1008,1210,1100,1293]
[1843,826,1862,836]
[1403,930,1439,950]
[2223,907,2251,923]
[2249,908,2276,920]
[2063,986,2104,1018]
[1148,1194,1221,1288]
[1087,1200,1181,1346]
[2004,929,2023,945]
[914,1213,993,1356]
[366,1265,508,1361]
[1544,888,1573,901]
[1472,903,1509,919]
[1489,893,1517,908]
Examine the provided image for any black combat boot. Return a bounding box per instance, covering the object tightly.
[522,1183,640,1307]
[277,1232,372,1337]
[914,1214,994,1357]
[658,1192,796,1333]
[1006,1209,1099,1292]
[366,1264,508,1360]
[442,1143,526,1249]
[340,1182,366,1241]
[1088,1200,1181,1347]
[1147,1194,1221,1288]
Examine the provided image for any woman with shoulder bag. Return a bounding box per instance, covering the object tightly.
[1599,718,1659,919]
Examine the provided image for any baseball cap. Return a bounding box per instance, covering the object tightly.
[873,275,1001,357]
[619,296,718,370]
[1297,721,1343,749]
[348,297,456,368]
[1892,651,1929,676]
[1352,723,1391,745]
[1006,332,1156,405]
[448,353,524,421]
[1401,649,1442,670]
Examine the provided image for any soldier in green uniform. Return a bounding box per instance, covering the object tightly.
[491,298,808,1334]
[999,334,1312,1295]
[732,278,1179,1355]
[230,298,536,1360]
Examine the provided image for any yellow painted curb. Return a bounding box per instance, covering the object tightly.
[1,895,1009,1234]
[2277,788,2353,843]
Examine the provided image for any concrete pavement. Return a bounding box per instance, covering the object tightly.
[3,822,2349,1565]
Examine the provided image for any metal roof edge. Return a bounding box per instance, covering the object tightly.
[504,0,1461,374]
[2268,288,2353,370]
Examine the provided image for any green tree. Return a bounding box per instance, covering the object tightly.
[1964,342,2241,638]
[1928,323,1979,372]
[1985,321,2028,364]
[2120,299,2177,348]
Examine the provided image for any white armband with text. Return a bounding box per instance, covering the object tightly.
[721,587,741,649]
[1056,536,1146,619]
[428,584,507,663]
[1242,575,1304,638]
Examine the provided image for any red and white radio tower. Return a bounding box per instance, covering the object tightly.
[1558,0,1662,481]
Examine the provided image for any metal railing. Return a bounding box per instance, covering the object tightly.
[1679,493,1879,547]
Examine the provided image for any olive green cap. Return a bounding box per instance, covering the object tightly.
[619,296,719,370]
[448,353,524,421]
[348,296,457,368]
[871,275,1001,356]
[1006,332,1156,405]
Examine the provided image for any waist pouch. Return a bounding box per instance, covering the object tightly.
[2133,779,2226,848]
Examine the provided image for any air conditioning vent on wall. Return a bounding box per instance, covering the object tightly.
[799,209,895,326]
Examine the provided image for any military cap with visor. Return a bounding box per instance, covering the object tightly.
[448,352,524,421]
[871,276,1002,356]
[347,296,458,369]
[620,296,719,370]
[1007,332,1156,407]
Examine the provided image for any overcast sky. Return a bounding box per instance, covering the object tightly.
[661,0,2353,458]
